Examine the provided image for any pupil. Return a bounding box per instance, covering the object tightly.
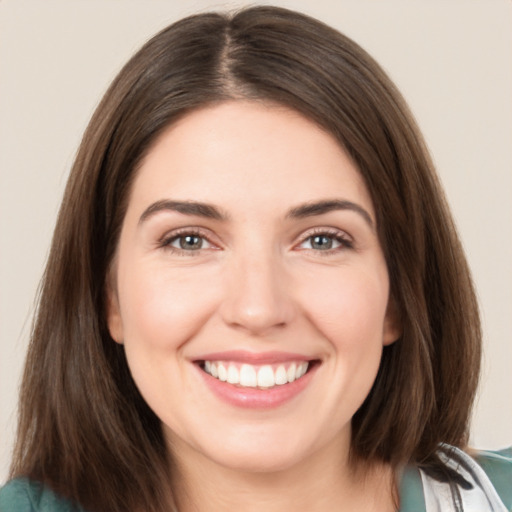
[180,235,202,250]
[312,235,332,250]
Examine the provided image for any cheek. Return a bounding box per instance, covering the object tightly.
[300,266,390,349]
[116,262,221,351]
[115,264,223,426]
[302,266,390,417]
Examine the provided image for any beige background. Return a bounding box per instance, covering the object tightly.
[1,0,511,482]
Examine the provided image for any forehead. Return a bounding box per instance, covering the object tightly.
[130,100,374,217]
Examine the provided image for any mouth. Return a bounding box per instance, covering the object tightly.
[198,359,317,389]
[192,351,320,408]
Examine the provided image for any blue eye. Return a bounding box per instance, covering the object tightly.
[298,231,352,252]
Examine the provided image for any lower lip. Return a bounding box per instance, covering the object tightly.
[195,364,318,409]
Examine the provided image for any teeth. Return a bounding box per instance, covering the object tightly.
[239,364,257,387]
[217,363,227,382]
[287,363,297,383]
[203,360,310,389]
[227,365,239,384]
[275,365,287,385]
[257,365,275,388]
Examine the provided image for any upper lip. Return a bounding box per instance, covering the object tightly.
[193,350,315,365]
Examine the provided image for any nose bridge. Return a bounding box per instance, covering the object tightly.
[220,242,295,334]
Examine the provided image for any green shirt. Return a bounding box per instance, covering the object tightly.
[0,479,85,512]
[1,448,511,511]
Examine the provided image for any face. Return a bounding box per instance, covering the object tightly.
[107,101,400,474]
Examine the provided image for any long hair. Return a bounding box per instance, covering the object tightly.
[10,6,481,511]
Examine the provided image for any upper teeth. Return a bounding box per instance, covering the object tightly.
[203,361,309,389]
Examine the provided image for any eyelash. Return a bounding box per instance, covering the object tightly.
[158,227,353,256]
[296,228,354,255]
[158,228,216,256]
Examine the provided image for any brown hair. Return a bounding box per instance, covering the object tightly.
[10,6,481,511]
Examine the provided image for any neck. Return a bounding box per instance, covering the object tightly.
[168,436,396,512]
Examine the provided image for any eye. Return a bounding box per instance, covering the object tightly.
[297,230,353,252]
[304,234,339,250]
[159,229,216,254]
[170,234,208,251]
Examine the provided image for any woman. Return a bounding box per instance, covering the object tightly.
[0,5,510,512]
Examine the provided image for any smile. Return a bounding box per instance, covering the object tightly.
[194,351,319,408]
[202,361,309,389]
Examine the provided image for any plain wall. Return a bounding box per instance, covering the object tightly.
[1,0,511,482]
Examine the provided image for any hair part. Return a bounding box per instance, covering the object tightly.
[10,6,481,511]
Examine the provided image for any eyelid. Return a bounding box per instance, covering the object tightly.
[156,225,353,255]
[294,226,354,252]
[158,226,221,253]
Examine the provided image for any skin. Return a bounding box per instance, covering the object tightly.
[107,101,400,511]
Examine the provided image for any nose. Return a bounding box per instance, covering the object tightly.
[219,250,296,336]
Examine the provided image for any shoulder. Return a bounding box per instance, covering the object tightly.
[0,478,85,512]
[399,446,512,512]
[473,447,512,510]
[399,465,427,512]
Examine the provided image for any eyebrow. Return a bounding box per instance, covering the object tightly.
[139,198,374,229]
[286,199,374,229]
[139,200,228,224]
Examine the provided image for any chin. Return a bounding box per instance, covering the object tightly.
[196,424,325,475]
[210,444,308,474]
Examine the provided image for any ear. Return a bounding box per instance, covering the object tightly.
[382,296,402,346]
[106,284,124,344]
